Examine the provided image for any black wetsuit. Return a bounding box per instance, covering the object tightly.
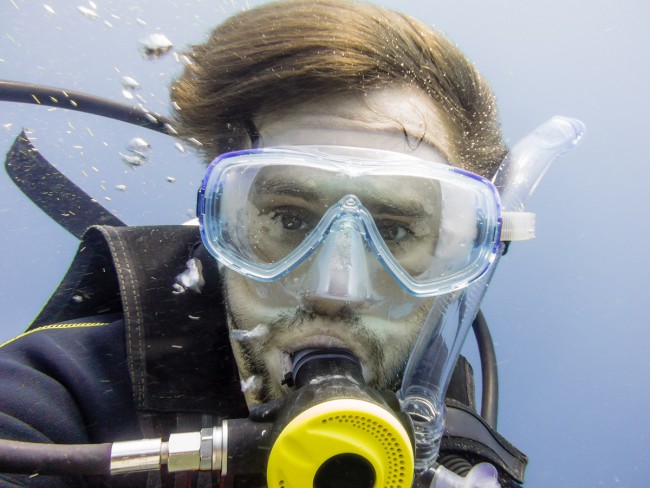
[0,225,526,487]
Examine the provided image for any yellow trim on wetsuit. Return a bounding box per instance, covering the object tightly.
[0,322,110,348]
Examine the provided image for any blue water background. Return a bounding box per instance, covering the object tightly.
[1,1,648,486]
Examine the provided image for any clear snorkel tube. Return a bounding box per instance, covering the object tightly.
[399,116,586,472]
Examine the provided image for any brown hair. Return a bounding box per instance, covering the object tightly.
[171,0,506,176]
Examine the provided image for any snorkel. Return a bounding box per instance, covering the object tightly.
[401,116,585,483]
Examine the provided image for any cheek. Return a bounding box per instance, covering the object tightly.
[382,298,433,346]
[385,321,422,350]
[224,271,293,324]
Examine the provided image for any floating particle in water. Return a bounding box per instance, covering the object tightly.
[89,0,97,9]
[77,6,99,19]
[115,184,127,192]
[71,294,83,303]
[3,123,13,130]
[139,33,173,59]
[136,18,147,26]
[166,176,176,183]
[174,142,185,153]
[121,90,134,100]
[43,4,55,14]
[120,76,141,90]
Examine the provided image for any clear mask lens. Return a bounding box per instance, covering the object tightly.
[198,146,502,297]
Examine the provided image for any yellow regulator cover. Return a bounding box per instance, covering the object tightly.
[267,398,414,488]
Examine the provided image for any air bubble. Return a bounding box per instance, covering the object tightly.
[128,137,150,152]
[173,258,205,293]
[140,33,173,58]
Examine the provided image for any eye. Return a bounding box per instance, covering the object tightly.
[376,220,412,242]
[271,207,313,232]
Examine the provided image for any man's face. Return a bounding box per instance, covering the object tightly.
[222,86,454,405]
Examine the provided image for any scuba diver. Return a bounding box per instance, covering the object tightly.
[0,0,584,486]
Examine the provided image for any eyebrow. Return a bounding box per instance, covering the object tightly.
[252,177,324,204]
[253,176,430,217]
[365,200,427,218]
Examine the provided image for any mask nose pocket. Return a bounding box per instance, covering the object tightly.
[301,216,374,309]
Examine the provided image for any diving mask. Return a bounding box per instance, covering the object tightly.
[197,146,531,298]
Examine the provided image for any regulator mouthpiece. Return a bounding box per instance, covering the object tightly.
[267,347,415,488]
[285,347,363,388]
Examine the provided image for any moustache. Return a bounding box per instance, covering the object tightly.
[253,307,382,359]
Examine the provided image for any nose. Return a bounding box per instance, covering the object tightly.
[300,217,374,315]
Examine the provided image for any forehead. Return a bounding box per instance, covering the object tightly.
[251,162,441,213]
[253,85,451,164]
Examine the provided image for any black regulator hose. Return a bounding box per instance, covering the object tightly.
[0,79,173,134]
[472,309,499,429]
[0,439,111,475]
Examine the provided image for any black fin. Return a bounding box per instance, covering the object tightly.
[4,131,125,238]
